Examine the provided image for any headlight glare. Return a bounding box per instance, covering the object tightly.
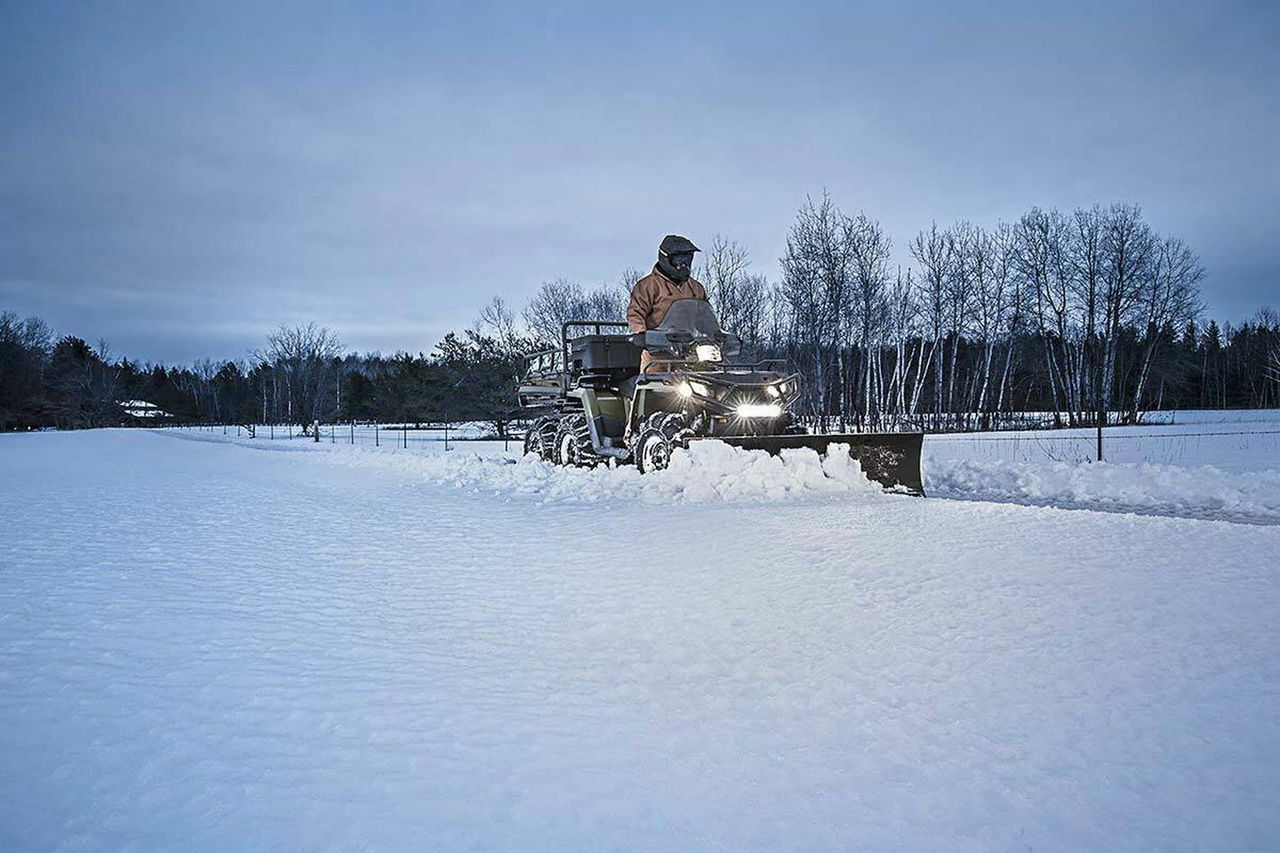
[694,344,722,362]
[735,403,783,418]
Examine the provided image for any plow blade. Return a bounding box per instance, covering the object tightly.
[694,432,926,496]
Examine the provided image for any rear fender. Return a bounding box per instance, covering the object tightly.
[581,390,627,448]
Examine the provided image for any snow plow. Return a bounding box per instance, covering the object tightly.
[517,299,924,495]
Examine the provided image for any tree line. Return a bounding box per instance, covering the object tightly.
[3,195,1278,434]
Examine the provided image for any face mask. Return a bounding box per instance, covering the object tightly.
[668,252,694,272]
[661,251,694,281]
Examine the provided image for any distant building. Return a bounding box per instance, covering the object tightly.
[119,400,171,420]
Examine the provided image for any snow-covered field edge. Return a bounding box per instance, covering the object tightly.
[156,409,1280,525]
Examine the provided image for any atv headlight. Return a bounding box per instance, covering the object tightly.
[694,344,722,362]
[765,384,781,398]
[677,380,712,398]
[735,402,783,418]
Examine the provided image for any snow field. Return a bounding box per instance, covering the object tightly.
[1,429,1278,851]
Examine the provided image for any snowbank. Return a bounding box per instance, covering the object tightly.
[927,457,1280,525]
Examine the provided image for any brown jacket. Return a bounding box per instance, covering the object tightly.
[627,266,708,372]
[627,266,708,333]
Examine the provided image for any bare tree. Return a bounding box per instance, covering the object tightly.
[1130,235,1203,415]
[523,279,624,345]
[257,323,345,440]
[910,222,954,428]
[991,222,1024,415]
[1068,205,1106,423]
[731,273,772,353]
[1099,204,1155,416]
[702,234,752,328]
[780,193,857,420]
[523,279,585,344]
[1014,207,1074,424]
[846,213,892,427]
[699,235,772,352]
[963,224,1011,424]
[885,268,925,422]
[581,285,627,324]
[476,296,521,354]
[1258,308,1280,394]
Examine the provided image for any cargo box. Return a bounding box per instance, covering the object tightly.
[569,334,640,372]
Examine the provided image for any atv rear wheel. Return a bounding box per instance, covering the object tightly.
[634,411,692,474]
[553,414,599,468]
[523,415,559,460]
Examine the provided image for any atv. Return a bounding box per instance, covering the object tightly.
[518,299,924,494]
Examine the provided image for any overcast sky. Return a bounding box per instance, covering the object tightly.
[2,0,1277,363]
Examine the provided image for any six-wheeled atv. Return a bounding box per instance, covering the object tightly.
[518,299,924,494]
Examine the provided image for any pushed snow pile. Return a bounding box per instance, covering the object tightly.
[173,431,887,504]
[420,440,883,504]
[928,457,1280,524]
[652,440,881,502]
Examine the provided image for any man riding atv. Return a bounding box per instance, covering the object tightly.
[627,235,708,375]
[516,236,927,493]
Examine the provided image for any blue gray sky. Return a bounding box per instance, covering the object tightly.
[2,0,1277,362]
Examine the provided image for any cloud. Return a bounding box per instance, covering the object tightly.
[2,1,1277,361]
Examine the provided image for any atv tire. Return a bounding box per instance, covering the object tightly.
[553,414,600,468]
[523,415,559,461]
[634,411,693,474]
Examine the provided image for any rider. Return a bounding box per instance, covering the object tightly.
[627,235,708,374]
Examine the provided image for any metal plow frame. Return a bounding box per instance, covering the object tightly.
[685,432,925,496]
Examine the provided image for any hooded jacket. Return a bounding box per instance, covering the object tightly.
[626,265,708,334]
[627,265,709,373]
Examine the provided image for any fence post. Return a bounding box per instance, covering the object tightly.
[403,423,408,449]
[270,423,274,440]
[350,421,354,445]
[375,422,379,447]
[444,416,450,452]
[330,423,335,443]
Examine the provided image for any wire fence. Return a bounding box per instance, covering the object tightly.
[162,414,1280,469]
[928,429,1280,442]
[161,421,524,453]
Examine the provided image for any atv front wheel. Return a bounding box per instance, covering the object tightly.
[523,415,559,461]
[553,414,599,467]
[634,412,692,474]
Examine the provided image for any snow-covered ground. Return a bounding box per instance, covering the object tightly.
[2,417,1278,851]
[926,409,1280,525]
[190,409,1280,524]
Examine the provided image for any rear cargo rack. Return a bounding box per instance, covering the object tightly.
[561,319,632,391]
